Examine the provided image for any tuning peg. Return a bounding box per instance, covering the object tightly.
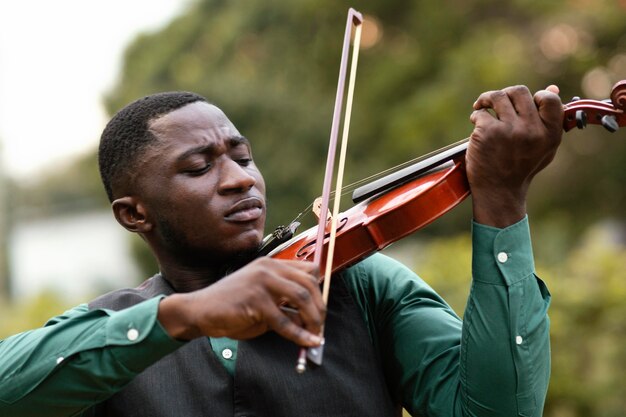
[601,115,619,132]
[575,110,587,129]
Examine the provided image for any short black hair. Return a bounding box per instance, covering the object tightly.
[98,91,207,202]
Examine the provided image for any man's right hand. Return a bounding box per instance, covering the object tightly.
[157,258,325,347]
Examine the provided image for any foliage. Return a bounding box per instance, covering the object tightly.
[101,0,626,236]
[0,291,74,338]
[541,225,626,417]
[11,0,626,242]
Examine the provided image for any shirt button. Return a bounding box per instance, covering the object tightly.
[515,335,523,345]
[497,252,509,263]
[127,328,139,341]
[56,357,64,364]
[222,348,233,359]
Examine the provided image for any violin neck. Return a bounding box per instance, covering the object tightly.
[352,138,469,203]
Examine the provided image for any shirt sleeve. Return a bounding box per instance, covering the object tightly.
[343,216,551,417]
[0,296,185,417]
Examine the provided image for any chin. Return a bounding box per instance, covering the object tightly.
[224,228,263,254]
[234,223,264,246]
[219,241,262,274]
[207,224,265,271]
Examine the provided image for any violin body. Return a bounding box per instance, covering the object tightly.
[270,158,469,274]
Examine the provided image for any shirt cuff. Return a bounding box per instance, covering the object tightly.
[0,297,185,405]
[472,215,535,286]
[105,296,186,373]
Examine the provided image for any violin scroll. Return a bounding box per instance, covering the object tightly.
[563,80,625,132]
[611,80,626,109]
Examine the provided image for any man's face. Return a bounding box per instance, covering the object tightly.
[135,101,266,263]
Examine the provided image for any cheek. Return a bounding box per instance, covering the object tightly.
[149,183,221,229]
[252,170,266,195]
[167,176,219,206]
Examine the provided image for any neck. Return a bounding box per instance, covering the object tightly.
[155,248,258,293]
[158,264,221,293]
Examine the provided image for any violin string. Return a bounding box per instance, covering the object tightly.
[288,137,470,226]
[333,137,470,194]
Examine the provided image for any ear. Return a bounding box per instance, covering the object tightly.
[111,196,153,233]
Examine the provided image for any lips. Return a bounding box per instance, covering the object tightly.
[224,197,264,222]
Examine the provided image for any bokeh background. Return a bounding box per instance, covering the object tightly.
[1,1,625,416]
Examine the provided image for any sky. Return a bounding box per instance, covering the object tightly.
[0,0,190,180]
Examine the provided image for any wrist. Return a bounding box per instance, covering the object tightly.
[157,294,201,341]
[471,187,527,228]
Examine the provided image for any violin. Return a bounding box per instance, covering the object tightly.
[259,9,625,373]
[265,80,626,275]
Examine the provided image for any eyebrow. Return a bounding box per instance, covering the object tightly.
[176,135,250,162]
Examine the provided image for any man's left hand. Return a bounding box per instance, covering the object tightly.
[467,85,563,227]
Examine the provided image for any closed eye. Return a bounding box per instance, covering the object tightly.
[236,158,252,167]
[185,163,212,175]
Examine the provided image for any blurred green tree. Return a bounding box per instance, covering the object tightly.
[19,0,625,242]
[102,0,626,237]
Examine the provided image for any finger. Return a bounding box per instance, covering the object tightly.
[233,258,325,337]
[533,88,564,130]
[249,258,325,334]
[470,108,498,126]
[264,269,325,336]
[545,84,560,94]
[473,89,517,122]
[273,259,320,281]
[265,305,323,347]
[502,85,535,118]
[473,90,497,110]
[269,260,325,312]
[279,304,304,327]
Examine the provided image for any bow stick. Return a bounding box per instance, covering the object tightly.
[296,7,363,373]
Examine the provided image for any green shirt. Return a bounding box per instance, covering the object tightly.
[0,217,551,416]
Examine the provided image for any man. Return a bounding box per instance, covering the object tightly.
[0,85,562,416]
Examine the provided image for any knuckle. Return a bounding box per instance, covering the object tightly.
[312,312,324,327]
[295,288,311,303]
[274,314,292,330]
[507,85,530,96]
[242,304,262,323]
[491,90,507,101]
[479,90,496,99]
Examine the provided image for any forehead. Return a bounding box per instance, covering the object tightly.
[148,101,242,147]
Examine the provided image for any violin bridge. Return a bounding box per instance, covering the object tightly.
[312,196,332,223]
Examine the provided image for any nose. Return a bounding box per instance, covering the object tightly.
[218,158,256,194]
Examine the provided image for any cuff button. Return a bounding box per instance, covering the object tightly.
[127,328,139,341]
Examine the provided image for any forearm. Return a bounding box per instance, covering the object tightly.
[0,297,184,417]
[462,218,551,416]
[359,219,551,416]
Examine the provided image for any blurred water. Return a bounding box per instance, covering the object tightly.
[8,210,140,302]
